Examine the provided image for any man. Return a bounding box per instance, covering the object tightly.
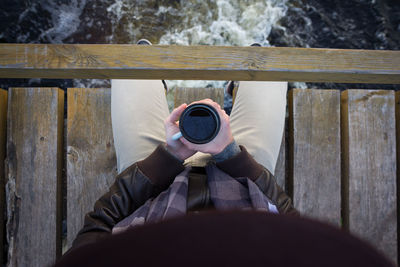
[69,75,295,249]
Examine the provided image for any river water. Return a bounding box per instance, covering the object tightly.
[0,0,399,91]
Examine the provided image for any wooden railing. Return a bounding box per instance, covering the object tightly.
[0,44,399,267]
[1,44,400,83]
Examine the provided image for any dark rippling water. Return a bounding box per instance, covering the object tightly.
[0,0,399,91]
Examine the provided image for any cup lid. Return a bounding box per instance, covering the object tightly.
[179,103,220,144]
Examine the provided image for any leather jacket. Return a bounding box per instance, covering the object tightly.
[71,144,298,250]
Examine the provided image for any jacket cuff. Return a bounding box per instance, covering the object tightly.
[137,144,185,188]
[215,145,264,181]
[212,140,241,162]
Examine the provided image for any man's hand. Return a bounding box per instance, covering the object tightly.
[179,99,234,155]
[165,103,196,161]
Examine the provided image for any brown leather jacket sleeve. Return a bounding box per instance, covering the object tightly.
[253,171,299,215]
[216,145,298,215]
[70,144,185,250]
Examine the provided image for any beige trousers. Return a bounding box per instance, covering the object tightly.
[111,80,287,176]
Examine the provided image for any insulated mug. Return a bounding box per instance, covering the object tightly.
[178,103,221,144]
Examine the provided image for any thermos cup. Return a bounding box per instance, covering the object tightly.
[177,103,221,144]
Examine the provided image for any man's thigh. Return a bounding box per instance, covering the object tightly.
[229,81,287,175]
[111,79,169,174]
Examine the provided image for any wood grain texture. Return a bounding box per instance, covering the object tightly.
[0,89,7,265]
[290,89,341,226]
[342,90,397,264]
[6,88,63,267]
[174,87,224,108]
[396,91,400,266]
[274,129,286,192]
[67,88,117,249]
[0,44,399,83]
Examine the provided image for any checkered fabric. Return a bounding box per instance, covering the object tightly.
[112,164,278,235]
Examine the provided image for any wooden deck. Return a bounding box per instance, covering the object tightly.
[0,44,399,266]
[0,87,398,266]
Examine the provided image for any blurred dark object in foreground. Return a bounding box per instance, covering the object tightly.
[56,211,394,267]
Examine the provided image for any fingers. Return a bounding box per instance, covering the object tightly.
[188,98,229,127]
[198,99,229,119]
[190,98,220,108]
[189,99,224,116]
[166,103,187,124]
[180,136,198,150]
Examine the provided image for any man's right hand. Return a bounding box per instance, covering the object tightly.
[164,103,196,161]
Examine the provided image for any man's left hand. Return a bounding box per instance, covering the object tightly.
[164,103,197,161]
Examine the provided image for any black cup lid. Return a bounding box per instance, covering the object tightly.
[179,103,220,144]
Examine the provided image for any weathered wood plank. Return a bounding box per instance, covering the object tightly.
[341,90,397,264]
[0,44,399,83]
[290,89,341,226]
[67,88,117,249]
[395,91,400,265]
[274,130,286,192]
[0,89,7,265]
[174,87,224,108]
[6,88,63,266]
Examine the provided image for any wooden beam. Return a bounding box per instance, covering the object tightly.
[342,90,397,264]
[0,44,399,83]
[6,88,63,266]
[66,88,117,249]
[0,89,7,265]
[290,89,341,226]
